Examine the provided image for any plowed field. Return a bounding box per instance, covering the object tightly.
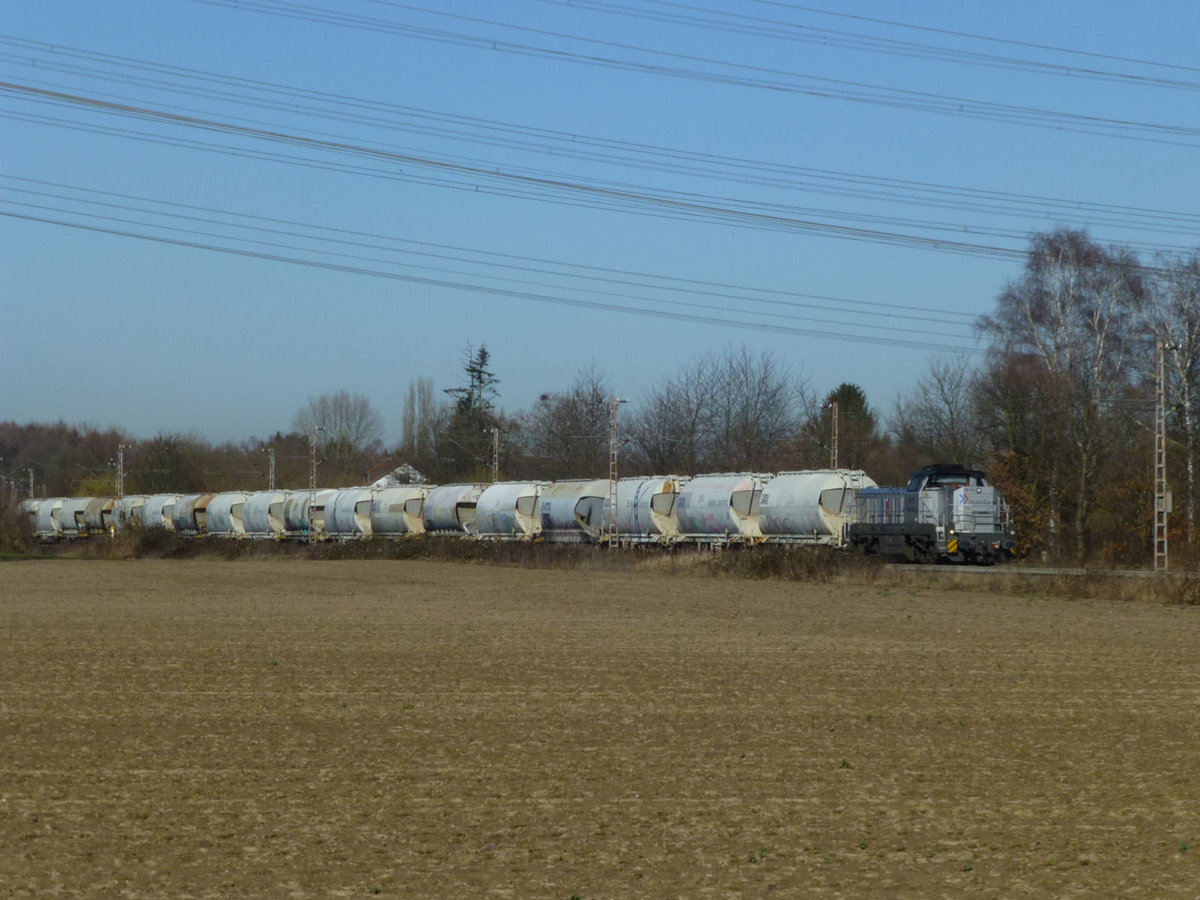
[2,559,1198,897]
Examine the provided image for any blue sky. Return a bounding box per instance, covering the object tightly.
[4,0,1199,444]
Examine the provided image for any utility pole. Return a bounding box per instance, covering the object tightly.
[1155,340,1174,572]
[263,446,276,491]
[27,467,34,499]
[309,426,324,496]
[607,397,628,546]
[112,444,128,533]
[308,425,325,539]
[116,444,127,503]
[309,425,326,524]
[821,401,840,468]
[490,427,499,483]
[830,401,839,469]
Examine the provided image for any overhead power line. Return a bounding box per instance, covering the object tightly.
[5,76,1198,266]
[0,175,986,344]
[0,174,980,324]
[0,80,1034,262]
[533,0,1200,93]
[2,207,982,356]
[186,0,1200,148]
[4,35,1198,252]
[747,0,1200,77]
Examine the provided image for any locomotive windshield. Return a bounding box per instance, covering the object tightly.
[907,465,989,492]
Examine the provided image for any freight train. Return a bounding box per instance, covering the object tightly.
[17,464,1016,564]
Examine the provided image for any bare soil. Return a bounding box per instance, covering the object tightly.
[1,559,1198,897]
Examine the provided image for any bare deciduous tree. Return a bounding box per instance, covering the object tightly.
[401,376,439,463]
[627,354,716,475]
[518,365,611,480]
[707,346,807,471]
[292,390,384,456]
[627,346,810,473]
[891,356,985,468]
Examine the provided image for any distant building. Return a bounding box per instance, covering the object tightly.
[367,457,426,488]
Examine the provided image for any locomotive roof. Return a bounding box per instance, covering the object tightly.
[913,463,988,480]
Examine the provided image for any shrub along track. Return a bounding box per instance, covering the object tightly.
[1,558,1198,897]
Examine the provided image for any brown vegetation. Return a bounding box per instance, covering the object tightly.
[2,559,1198,897]
[35,527,1200,607]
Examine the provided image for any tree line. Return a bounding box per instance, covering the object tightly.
[2,228,1198,566]
[896,229,1200,566]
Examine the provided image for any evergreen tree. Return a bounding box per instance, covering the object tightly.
[441,344,502,480]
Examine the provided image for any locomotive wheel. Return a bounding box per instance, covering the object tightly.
[905,536,937,564]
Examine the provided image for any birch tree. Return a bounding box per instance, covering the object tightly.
[1147,251,1200,544]
[977,228,1145,560]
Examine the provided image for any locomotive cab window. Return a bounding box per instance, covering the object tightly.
[908,466,989,492]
